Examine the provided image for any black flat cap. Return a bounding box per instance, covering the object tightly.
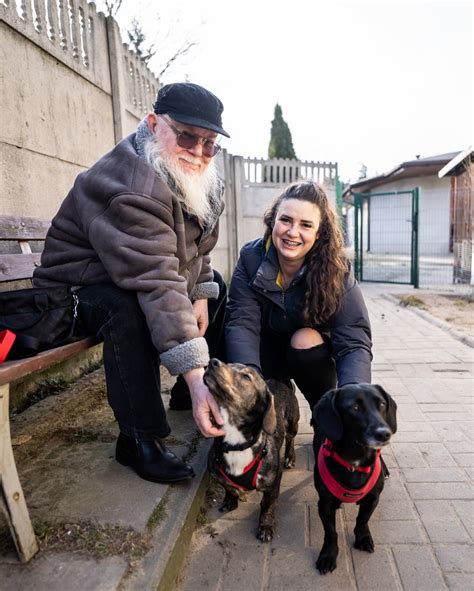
[153,82,230,138]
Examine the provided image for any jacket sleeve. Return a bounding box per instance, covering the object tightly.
[225,250,263,371]
[88,193,208,375]
[329,267,373,386]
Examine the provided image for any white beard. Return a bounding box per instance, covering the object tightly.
[144,134,219,227]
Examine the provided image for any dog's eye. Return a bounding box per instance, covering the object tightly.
[241,374,252,382]
[379,401,386,409]
[352,403,360,412]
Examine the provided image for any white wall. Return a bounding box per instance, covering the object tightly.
[349,175,451,256]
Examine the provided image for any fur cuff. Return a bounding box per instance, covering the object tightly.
[160,337,209,376]
[191,281,219,301]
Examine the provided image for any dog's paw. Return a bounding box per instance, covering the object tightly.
[284,456,296,469]
[354,534,375,553]
[256,525,274,543]
[219,495,239,513]
[316,552,337,574]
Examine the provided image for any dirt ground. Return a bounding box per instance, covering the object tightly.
[394,290,474,338]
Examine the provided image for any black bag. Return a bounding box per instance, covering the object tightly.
[0,286,81,359]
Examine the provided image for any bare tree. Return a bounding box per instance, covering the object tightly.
[156,39,197,78]
[94,1,199,78]
[127,18,156,64]
[103,0,122,17]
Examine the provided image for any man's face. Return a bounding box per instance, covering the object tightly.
[147,113,217,175]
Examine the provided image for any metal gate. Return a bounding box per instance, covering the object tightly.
[354,189,419,287]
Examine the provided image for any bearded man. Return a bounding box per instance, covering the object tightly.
[33,83,229,484]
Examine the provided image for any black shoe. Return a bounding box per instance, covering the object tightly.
[115,433,195,483]
[169,376,192,410]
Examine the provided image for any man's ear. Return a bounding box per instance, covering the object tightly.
[146,112,158,133]
[375,385,398,434]
[312,389,343,441]
[263,392,277,435]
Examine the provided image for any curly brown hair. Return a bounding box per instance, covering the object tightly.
[263,181,348,324]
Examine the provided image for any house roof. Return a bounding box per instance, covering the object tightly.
[344,151,461,198]
[438,147,473,178]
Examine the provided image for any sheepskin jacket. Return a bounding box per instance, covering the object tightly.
[226,238,372,386]
[34,133,224,375]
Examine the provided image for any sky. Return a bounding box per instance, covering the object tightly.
[97,0,473,183]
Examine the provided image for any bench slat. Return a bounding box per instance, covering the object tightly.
[0,253,41,281]
[0,338,101,385]
[0,216,50,241]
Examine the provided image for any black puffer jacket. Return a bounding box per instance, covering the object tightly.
[225,238,372,386]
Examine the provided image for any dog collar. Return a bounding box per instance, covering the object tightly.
[317,438,382,503]
[216,433,261,453]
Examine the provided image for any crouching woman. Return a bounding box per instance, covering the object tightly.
[225,181,372,410]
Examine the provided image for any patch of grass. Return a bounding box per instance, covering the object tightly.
[147,491,169,530]
[83,359,104,375]
[398,295,427,309]
[13,377,71,414]
[182,429,203,462]
[196,508,210,526]
[34,520,151,559]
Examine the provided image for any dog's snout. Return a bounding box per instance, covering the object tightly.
[209,358,221,368]
[374,426,391,442]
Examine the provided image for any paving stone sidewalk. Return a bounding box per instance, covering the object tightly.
[175,284,474,591]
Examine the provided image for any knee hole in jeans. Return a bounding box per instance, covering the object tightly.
[290,327,324,350]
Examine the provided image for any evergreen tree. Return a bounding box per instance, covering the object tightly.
[268,104,297,160]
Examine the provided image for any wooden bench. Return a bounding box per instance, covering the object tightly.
[0,214,100,562]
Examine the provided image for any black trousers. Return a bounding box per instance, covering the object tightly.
[260,332,337,410]
[76,271,227,439]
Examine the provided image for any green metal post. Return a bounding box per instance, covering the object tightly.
[354,194,361,281]
[411,187,420,288]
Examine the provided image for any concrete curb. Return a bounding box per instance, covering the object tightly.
[381,293,474,348]
[120,437,212,591]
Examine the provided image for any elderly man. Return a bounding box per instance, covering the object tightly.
[34,83,229,484]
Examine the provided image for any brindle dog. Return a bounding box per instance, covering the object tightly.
[204,358,299,542]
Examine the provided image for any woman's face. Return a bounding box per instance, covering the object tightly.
[272,198,321,266]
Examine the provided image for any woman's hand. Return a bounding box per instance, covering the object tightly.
[192,299,209,337]
[183,367,225,437]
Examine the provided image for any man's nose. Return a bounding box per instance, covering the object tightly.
[188,140,204,157]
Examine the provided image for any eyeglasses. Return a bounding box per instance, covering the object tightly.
[161,115,222,157]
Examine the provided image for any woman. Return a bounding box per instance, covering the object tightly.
[225,181,372,410]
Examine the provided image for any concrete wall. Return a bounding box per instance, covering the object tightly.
[0,0,159,219]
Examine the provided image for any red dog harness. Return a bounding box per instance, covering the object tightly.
[317,438,381,503]
[218,447,267,491]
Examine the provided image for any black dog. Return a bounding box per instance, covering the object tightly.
[204,359,299,542]
[312,383,397,574]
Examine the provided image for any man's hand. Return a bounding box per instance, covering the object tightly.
[183,367,225,437]
[192,299,209,337]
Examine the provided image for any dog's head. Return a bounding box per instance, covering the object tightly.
[204,358,277,437]
[312,384,397,448]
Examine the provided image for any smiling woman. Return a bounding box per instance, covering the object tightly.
[225,180,373,411]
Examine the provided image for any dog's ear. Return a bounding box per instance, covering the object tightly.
[312,389,343,441]
[375,385,398,434]
[263,392,277,435]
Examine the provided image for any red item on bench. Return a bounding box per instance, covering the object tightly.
[0,330,16,364]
